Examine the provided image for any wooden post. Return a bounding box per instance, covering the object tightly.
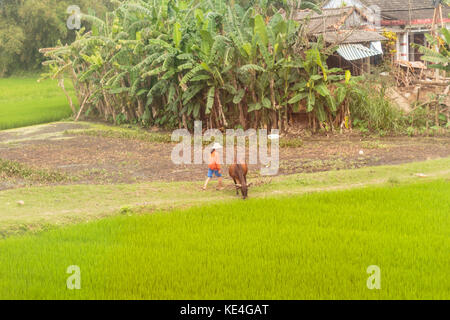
[431,5,441,81]
[439,4,444,81]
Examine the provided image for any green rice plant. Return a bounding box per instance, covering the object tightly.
[0,180,448,299]
[0,77,78,130]
[1,157,448,239]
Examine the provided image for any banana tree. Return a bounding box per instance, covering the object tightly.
[417,28,450,72]
[40,0,364,131]
[287,40,342,131]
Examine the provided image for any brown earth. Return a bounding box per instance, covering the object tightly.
[0,122,449,190]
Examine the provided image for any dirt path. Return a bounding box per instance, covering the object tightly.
[1,122,449,189]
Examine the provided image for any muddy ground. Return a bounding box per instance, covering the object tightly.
[0,122,449,190]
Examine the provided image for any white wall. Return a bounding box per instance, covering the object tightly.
[323,0,365,9]
[323,0,379,28]
[396,32,409,62]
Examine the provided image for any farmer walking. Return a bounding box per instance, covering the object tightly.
[203,142,224,191]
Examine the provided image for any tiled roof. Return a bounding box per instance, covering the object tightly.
[292,7,372,34]
[319,30,387,44]
[360,0,450,23]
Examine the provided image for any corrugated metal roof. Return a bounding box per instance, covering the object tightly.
[337,44,382,61]
[370,41,383,54]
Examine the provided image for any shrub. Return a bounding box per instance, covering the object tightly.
[349,84,404,133]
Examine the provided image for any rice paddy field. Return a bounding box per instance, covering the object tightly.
[0,179,448,300]
[0,78,449,300]
[0,77,77,130]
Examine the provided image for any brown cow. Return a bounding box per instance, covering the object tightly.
[229,163,252,199]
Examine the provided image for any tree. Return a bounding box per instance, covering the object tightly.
[0,0,110,76]
[417,28,450,72]
[41,0,364,132]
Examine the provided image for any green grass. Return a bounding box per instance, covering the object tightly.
[0,77,77,130]
[0,158,71,183]
[0,179,448,299]
[65,124,173,144]
[65,122,304,148]
[1,157,449,238]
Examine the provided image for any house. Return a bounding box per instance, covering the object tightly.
[290,5,387,75]
[324,0,450,63]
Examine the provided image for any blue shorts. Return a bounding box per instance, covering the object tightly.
[207,169,222,178]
